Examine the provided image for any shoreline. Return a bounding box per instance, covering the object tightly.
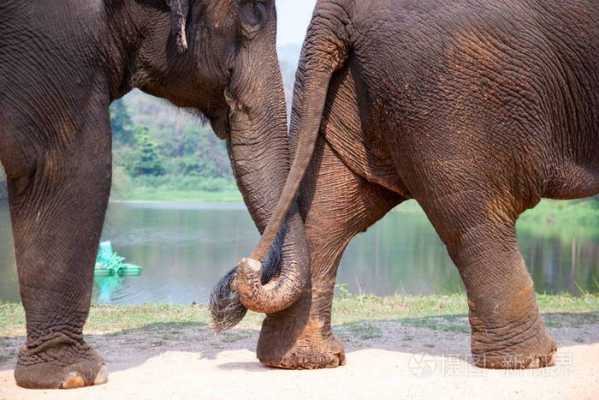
[1,293,597,337]
[106,196,599,239]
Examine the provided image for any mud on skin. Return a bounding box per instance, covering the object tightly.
[214,0,599,370]
[0,0,307,389]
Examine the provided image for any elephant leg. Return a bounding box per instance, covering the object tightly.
[420,193,556,369]
[10,110,111,388]
[257,139,401,369]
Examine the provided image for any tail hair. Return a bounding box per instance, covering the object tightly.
[209,224,287,331]
[209,269,248,332]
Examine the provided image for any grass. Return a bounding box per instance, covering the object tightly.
[396,198,599,220]
[112,176,244,203]
[1,293,598,337]
[395,199,599,240]
[518,199,599,240]
[116,188,243,203]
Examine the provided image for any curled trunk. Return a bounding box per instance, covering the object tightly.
[209,33,310,329]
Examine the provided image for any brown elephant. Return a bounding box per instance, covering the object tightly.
[0,0,310,389]
[213,0,599,370]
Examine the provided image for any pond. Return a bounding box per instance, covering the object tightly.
[0,201,597,305]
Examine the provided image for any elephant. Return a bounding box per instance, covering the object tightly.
[212,0,599,370]
[0,0,310,389]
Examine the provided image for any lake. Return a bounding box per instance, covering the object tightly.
[0,201,597,305]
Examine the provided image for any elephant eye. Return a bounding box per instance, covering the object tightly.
[238,0,268,30]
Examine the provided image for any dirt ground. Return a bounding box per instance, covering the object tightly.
[1,320,598,400]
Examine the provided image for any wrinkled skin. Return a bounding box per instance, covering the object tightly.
[220,0,599,370]
[0,0,309,389]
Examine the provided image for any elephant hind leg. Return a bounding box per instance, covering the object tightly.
[11,109,111,388]
[257,138,402,369]
[420,192,556,369]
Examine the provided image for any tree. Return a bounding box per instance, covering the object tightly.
[110,100,135,145]
[128,127,165,177]
[112,92,235,182]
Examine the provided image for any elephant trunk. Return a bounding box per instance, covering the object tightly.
[228,114,310,316]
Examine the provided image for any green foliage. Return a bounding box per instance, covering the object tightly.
[115,176,242,202]
[110,99,135,145]
[518,199,599,240]
[127,127,166,177]
[130,176,237,192]
[109,91,239,198]
[335,284,353,300]
[111,166,131,198]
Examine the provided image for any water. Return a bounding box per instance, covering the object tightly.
[0,201,597,305]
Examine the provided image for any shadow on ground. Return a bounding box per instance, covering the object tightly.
[1,312,598,374]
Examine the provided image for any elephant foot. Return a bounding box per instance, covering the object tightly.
[260,334,346,369]
[15,334,107,389]
[471,313,557,369]
[257,316,346,369]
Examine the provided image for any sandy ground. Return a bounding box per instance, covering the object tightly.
[1,321,598,400]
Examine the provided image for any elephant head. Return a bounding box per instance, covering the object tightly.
[119,0,310,326]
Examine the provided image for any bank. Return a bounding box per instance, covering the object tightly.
[1,293,598,338]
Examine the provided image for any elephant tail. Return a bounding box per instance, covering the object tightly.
[209,269,247,332]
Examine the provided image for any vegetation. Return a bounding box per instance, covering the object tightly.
[396,198,599,240]
[117,177,242,202]
[0,293,597,337]
[518,199,599,240]
[109,94,236,201]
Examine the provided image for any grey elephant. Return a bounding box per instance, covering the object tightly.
[0,0,309,389]
[213,0,599,370]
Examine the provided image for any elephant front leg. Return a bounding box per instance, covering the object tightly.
[257,139,401,369]
[9,112,112,388]
[422,195,557,369]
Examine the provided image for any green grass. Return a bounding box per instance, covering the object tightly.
[332,293,599,323]
[1,294,597,337]
[116,188,243,203]
[111,176,244,203]
[395,199,599,240]
[518,199,599,240]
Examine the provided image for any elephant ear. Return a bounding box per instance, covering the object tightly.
[235,0,268,39]
[167,0,190,53]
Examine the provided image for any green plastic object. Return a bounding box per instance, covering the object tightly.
[95,241,143,277]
